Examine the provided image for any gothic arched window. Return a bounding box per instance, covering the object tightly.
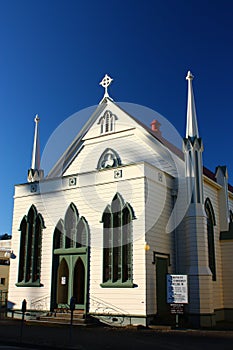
[205,198,216,281]
[98,110,117,134]
[17,205,45,286]
[97,148,121,170]
[54,203,89,250]
[101,193,135,287]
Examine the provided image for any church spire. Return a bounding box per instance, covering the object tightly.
[27,114,44,182]
[183,70,204,204]
[182,72,215,326]
[185,71,199,138]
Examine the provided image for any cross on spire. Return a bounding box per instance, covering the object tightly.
[99,74,113,98]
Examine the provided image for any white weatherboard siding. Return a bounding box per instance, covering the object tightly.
[64,131,177,178]
[221,241,233,308]
[9,162,147,314]
[145,169,174,315]
[221,194,233,311]
[88,172,146,316]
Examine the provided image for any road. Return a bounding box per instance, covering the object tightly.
[0,320,233,349]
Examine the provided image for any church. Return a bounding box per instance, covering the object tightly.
[7,72,233,328]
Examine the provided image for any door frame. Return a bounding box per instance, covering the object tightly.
[153,252,170,317]
[51,247,89,313]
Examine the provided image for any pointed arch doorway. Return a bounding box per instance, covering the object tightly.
[51,203,89,312]
[57,258,69,304]
[55,255,87,310]
[73,258,85,306]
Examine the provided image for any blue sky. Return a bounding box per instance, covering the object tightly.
[1,0,233,234]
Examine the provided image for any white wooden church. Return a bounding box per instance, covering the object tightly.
[8,72,233,327]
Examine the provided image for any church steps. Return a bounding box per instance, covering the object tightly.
[34,310,101,326]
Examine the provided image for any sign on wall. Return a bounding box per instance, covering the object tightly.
[166,274,188,304]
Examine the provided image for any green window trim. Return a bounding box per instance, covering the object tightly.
[15,280,43,287]
[205,198,216,281]
[54,247,87,255]
[53,203,89,252]
[100,281,135,288]
[101,193,135,287]
[17,205,45,287]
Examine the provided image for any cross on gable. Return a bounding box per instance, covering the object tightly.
[99,74,113,98]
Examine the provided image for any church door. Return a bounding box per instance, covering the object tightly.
[54,254,87,310]
[73,258,85,307]
[57,258,69,305]
[156,257,170,319]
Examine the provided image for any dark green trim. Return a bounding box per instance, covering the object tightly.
[17,205,44,285]
[54,247,87,255]
[15,280,43,287]
[100,281,134,288]
[220,222,233,240]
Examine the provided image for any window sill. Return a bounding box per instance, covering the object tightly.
[100,281,135,288]
[15,281,43,287]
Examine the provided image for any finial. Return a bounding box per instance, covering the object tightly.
[34,114,40,123]
[186,71,194,81]
[99,74,113,98]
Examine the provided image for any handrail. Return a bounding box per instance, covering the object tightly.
[90,295,129,315]
[30,294,50,310]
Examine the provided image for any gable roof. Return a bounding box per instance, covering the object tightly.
[47,98,183,178]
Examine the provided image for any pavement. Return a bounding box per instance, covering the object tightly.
[0,318,233,350]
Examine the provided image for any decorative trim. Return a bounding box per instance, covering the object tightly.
[30,184,37,193]
[158,172,163,182]
[69,177,77,186]
[114,169,122,179]
[152,251,171,265]
[97,148,121,170]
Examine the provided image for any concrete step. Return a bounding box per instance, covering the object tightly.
[49,313,85,320]
[34,312,101,327]
[36,316,86,325]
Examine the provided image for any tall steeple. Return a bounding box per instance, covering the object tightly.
[183,71,204,204]
[27,114,44,182]
[182,71,214,327]
[185,71,199,138]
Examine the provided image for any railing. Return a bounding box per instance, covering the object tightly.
[30,294,50,311]
[90,295,130,326]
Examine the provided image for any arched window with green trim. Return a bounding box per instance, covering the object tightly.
[101,193,135,287]
[205,198,216,281]
[64,203,79,248]
[54,203,89,251]
[53,219,64,249]
[17,205,45,287]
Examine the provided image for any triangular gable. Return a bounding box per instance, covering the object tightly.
[47,98,183,178]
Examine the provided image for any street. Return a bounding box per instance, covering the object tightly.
[0,320,233,350]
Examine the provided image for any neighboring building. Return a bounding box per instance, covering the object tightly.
[0,238,11,315]
[7,73,233,328]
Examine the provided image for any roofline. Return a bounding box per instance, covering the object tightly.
[42,99,233,194]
